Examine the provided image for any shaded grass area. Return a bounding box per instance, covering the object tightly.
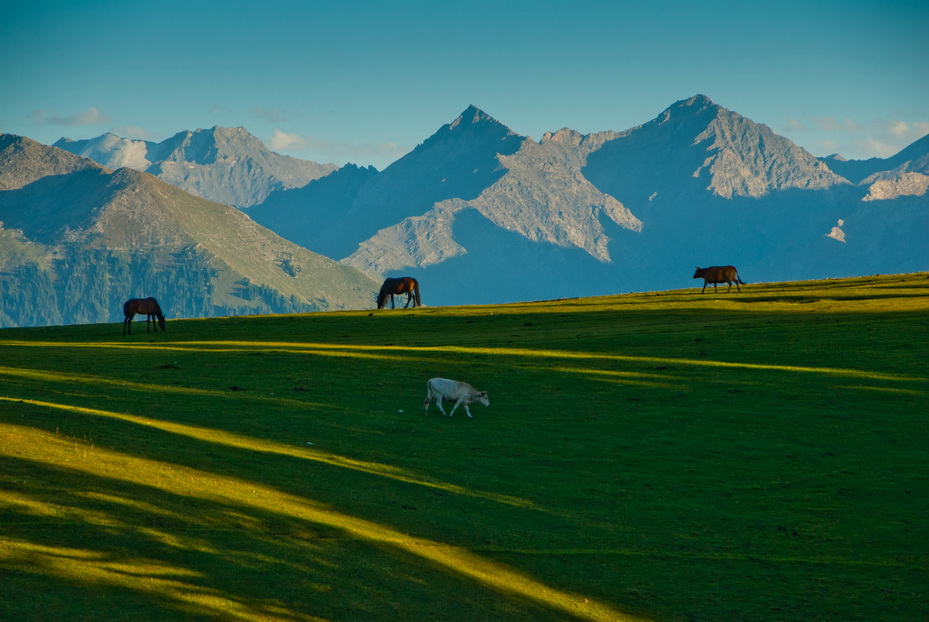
[1,273,928,620]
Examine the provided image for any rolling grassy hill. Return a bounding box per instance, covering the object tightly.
[1,274,927,621]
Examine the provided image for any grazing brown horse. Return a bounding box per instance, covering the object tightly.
[376,277,421,309]
[692,266,745,293]
[123,297,166,334]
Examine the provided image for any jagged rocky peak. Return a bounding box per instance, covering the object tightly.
[449,104,504,129]
[54,132,120,145]
[440,105,520,144]
[1,133,105,190]
[653,93,722,127]
[680,93,716,108]
[395,105,524,170]
[149,126,250,164]
[53,132,152,170]
[541,128,584,146]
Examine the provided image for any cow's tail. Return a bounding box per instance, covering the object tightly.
[423,379,433,411]
[736,271,746,285]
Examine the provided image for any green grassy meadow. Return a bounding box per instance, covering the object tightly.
[2,274,927,621]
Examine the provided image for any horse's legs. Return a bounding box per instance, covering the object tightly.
[123,314,132,335]
[403,292,413,308]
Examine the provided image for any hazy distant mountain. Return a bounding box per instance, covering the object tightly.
[0,134,376,328]
[54,126,337,207]
[250,96,926,304]
[819,134,929,201]
[820,134,929,183]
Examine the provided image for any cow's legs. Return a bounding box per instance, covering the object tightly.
[449,398,465,417]
[435,399,448,416]
[463,404,473,418]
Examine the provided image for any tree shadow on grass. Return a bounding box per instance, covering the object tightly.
[0,445,637,622]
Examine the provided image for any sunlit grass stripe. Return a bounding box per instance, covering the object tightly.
[0,423,644,622]
[0,341,415,362]
[0,540,318,622]
[0,396,536,510]
[0,365,326,406]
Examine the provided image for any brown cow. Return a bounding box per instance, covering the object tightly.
[693,266,745,293]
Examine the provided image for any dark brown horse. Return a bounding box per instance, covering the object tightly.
[376,277,422,309]
[123,297,166,334]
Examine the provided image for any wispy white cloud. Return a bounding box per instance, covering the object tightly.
[782,117,808,132]
[111,126,152,140]
[267,128,409,166]
[252,106,290,123]
[779,115,929,159]
[209,104,229,116]
[814,117,860,132]
[269,129,308,151]
[31,106,110,126]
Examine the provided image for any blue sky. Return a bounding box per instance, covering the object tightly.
[3,0,927,170]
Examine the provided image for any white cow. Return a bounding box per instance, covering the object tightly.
[423,377,490,418]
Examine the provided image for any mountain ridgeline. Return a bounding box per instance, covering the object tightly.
[54,126,337,208]
[249,96,928,304]
[2,95,927,327]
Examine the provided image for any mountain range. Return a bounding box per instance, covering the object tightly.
[0,134,375,328]
[54,126,336,207]
[249,96,928,303]
[2,95,926,326]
